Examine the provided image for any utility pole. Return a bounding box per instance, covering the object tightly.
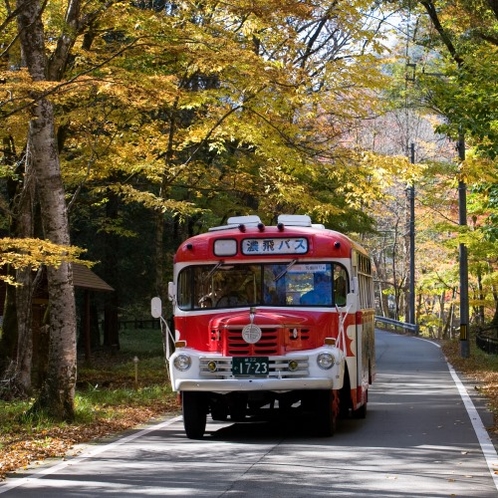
[458,134,470,358]
[408,143,416,331]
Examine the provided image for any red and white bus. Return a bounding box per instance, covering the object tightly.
[166,214,375,439]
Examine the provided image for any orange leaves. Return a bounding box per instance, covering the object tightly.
[0,408,171,481]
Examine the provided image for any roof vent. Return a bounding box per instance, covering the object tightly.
[209,215,262,232]
[277,214,312,227]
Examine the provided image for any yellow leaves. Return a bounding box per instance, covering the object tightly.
[461,155,498,185]
[1,0,394,235]
[360,151,425,187]
[0,238,87,283]
[0,68,62,102]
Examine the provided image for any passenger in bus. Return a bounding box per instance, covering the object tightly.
[334,276,347,306]
[300,273,332,305]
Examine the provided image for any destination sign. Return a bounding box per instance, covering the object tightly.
[242,237,308,255]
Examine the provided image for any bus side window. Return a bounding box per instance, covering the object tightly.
[178,269,193,310]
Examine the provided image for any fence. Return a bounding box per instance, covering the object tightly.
[374,316,419,335]
[119,319,161,330]
[475,326,498,355]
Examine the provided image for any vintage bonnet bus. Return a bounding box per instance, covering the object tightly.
[165,214,375,439]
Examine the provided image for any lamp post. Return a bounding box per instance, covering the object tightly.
[458,134,470,358]
[408,143,416,331]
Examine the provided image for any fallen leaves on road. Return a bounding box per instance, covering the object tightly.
[0,404,179,481]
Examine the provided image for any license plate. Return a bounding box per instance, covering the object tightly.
[232,357,269,376]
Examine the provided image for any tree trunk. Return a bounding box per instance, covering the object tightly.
[27,98,77,421]
[12,160,37,396]
[0,130,36,398]
[17,0,77,420]
[13,268,34,395]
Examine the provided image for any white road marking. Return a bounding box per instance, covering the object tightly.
[0,416,183,494]
[412,334,498,491]
[447,362,498,490]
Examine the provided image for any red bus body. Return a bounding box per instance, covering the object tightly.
[168,215,375,439]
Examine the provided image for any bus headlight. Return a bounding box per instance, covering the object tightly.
[173,354,192,371]
[317,353,334,370]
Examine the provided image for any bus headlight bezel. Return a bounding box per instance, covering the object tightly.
[173,354,192,371]
[317,352,335,370]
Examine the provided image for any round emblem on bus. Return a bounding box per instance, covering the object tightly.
[242,324,262,344]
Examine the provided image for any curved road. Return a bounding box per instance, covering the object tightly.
[1,330,498,497]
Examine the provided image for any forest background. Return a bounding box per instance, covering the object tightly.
[2,0,498,422]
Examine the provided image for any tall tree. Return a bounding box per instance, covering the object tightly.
[12,0,77,418]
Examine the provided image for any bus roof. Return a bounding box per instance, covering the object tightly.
[174,215,368,263]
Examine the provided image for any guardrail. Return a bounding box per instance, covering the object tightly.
[374,316,419,335]
[476,326,498,355]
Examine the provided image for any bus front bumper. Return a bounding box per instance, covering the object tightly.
[169,347,345,393]
[173,377,336,392]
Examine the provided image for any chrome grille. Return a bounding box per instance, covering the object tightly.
[199,356,309,379]
[226,327,279,355]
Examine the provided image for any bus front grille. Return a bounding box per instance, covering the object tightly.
[225,327,279,355]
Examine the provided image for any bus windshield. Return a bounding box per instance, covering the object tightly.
[177,263,348,310]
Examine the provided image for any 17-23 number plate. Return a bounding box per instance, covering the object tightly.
[232,357,269,376]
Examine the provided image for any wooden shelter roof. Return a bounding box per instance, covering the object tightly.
[73,264,114,292]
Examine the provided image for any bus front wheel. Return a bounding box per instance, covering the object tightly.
[315,390,338,437]
[182,392,207,439]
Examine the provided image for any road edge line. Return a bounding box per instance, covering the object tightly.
[0,415,183,494]
[446,362,498,490]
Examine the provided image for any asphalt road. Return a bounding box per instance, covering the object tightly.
[1,330,498,497]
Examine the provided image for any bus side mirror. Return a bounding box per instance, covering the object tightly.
[151,297,162,318]
[168,281,175,302]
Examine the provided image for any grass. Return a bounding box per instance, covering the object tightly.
[1,329,498,481]
[0,328,179,481]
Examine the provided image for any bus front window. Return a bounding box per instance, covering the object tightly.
[262,263,332,306]
[177,262,348,310]
[178,264,262,310]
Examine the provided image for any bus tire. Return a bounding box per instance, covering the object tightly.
[353,396,367,419]
[315,390,337,437]
[182,392,207,439]
[354,403,367,419]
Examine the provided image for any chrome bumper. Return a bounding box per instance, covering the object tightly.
[173,377,335,392]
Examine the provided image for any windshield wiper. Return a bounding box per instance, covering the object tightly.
[274,259,297,282]
[202,260,224,282]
